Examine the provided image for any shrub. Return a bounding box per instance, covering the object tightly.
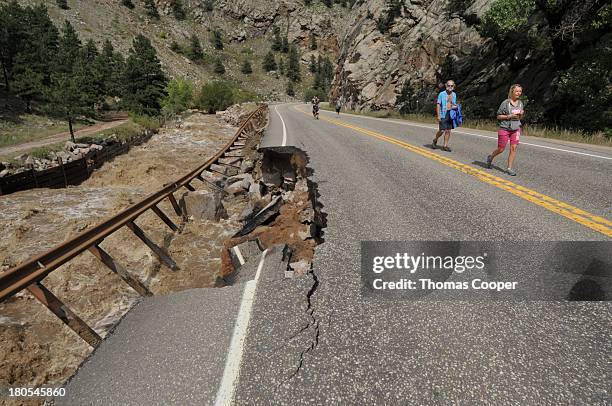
[161,78,194,116]
[194,81,234,113]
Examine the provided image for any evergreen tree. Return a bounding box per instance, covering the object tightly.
[286,81,295,96]
[278,57,285,76]
[170,0,186,20]
[305,0,312,5]
[121,0,135,9]
[11,4,59,108]
[56,0,69,10]
[309,54,316,73]
[262,51,277,71]
[241,60,252,74]
[144,0,159,19]
[322,0,332,8]
[317,54,322,74]
[189,34,204,62]
[287,44,301,82]
[211,30,223,50]
[309,32,317,50]
[80,38,105,109]
[271,27,282,51]
[214,59,225,74]
[121,34,167,115]
[0,1,28,91]
[46,20,91,141]
[203,0,214,12]
[281,36,289,53]
[396,81,415,114]
[170,40,182,53]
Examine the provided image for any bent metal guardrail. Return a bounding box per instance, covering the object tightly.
[0,104,269,347]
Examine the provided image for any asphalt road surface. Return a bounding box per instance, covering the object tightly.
[62,104,611,405]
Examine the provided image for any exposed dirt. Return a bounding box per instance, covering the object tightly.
[0,112,248,404]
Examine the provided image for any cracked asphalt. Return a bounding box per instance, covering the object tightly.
[234,104,611,404]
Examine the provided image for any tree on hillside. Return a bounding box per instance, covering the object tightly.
[322,0,332,8]
[309,55,316,73]
[287,44,301,82]
[170,40,182,53]
[56,0,69,10]
[214,59,225,74]
[188,34,204,62]
[121,0,135,9]
[241,60,252,74]
[121,34,167,115]
[286,80,295,96]
[271,26,282,51]
[80,38,106,109]
[45,21,92,142]
[281,36,289,53]
[11,4,59,109]
[203,0,214,12]
[194,81,234,113]
[211,30,223,50]
[170,0,186,20]
[161,78,193,115]
[0,1,28,91]
[278,57,285,75]
[310,32,317,50]
[262,51,277,71]
[144,0,159,19]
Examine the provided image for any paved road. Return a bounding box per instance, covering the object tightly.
[62,104,611,404]
[236,104,611,404]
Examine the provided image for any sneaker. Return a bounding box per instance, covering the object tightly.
[507,169,517,176]
[442,146,452,152]
[431,139,437,149]
[486,155,493,169]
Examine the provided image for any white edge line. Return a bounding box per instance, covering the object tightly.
[214,249,268,406]
[232,246,245,266]
[318,108,612,161]
[275,105,288,147]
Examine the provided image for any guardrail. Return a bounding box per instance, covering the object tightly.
[0,104,269,347]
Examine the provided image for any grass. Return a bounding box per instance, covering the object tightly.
[321,106,612,146]
[0,119,151,163]
[0,115,88,148]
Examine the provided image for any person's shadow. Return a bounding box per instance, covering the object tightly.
[472,160,507,174]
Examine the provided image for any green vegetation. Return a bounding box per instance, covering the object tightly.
[170,0,186,20]
[310,33,317,50]
[262,51,277,72]
[310,54,334,98]
[188,34,204,63]
[211,30,223,50]
[214,59,226,74]
[241,60,253,74]
[144,0,159,19]
[56,0,68,10]
[0,115,87,148]
[377,0,403,34]
[287,45,301,82]
[161,78,193,116]
[121,0,135,9]
[194,81,234,113]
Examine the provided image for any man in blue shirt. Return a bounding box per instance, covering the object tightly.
[432,80,458,152]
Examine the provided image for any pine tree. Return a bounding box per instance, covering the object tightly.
[305,0,312,5]
[12,4,59,108]
[262,51,277,72]
[271,27,282,51]
[309,55,316,73]
[46,20,90,142]
[0,1,28,91]
[322,0,332,7]
[122,34,167,115]
[189,34,204,62]
[170,0,186,20]
[241,60,252,74]
[286,81,295,96]
[121,0,135,9]
[316,55,322,74]
[309,33,317,50]
[211,30,223,50]
[144,0,159,19]
[203,0,214,12]
[287,44,301,82]
[281,36,289,53]
[278,57,285,75]
[170,40,182,53]
[80,38,105,109]
[214,59,225,74]
[56,0,69,10]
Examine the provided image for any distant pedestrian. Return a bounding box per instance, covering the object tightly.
[335,98,342,115]
[486,84,524,176]
[432,80,458,152]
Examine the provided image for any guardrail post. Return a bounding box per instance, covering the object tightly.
[126,221,180,271]
[151,205,178,232]
[88,245,153,297]
[27,282,102,348]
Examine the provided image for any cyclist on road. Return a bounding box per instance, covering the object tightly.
[312,96,320,119]
[486,84,525,176]
[432,80,458,152]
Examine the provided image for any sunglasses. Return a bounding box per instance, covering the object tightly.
[446,84,455,88]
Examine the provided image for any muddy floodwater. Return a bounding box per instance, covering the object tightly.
[0,113,247,401]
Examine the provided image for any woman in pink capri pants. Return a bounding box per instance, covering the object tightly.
[486,84,524,176]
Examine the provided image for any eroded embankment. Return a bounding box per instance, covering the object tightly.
[0,111,251,397]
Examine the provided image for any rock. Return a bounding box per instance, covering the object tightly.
[24,156,34,166]
[179,190,227,221]
[298,223,317,240]
[0,162,4,171]
[65,141,77,151]
[240,159,255,172]
[262,170,282,188]
[227,173,254,184]
[248,181,265,201]
[239,202,256,221]
[90,144,103,151]
[14,154,28,162]
[299,207,315,223]
[0,169,9,177]
[289,260,311,275]
[224,179,250,195]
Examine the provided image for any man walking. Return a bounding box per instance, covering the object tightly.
[432,80,458,152]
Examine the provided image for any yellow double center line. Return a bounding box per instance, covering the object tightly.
[296,106,612,237]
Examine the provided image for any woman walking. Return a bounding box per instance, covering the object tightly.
[486,84,524,176]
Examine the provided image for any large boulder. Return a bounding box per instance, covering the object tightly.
[179,190,227,221]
